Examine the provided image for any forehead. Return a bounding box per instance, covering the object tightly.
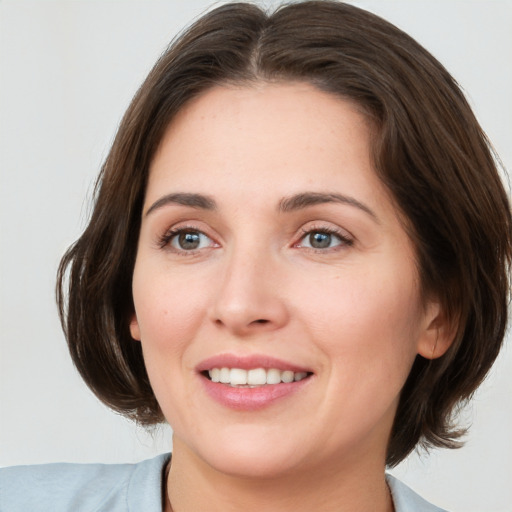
[147,83,387,205]
[154,82,371,154]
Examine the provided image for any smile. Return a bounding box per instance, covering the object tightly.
[197,355,314,410]
[206,367,310,387]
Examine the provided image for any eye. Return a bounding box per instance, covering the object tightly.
[298,228,353,250]
[163,229,215,251]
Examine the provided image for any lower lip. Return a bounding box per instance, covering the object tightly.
[200,375,311,411]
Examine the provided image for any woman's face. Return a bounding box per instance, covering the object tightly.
[130,83,441,477]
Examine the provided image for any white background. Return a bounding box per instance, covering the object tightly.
[1,1,511,511]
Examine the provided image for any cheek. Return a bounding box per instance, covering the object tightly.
[132,270,210,426]
[296,263,422,379]
[131,268,209,367]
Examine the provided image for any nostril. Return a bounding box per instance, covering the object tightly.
[213,318,269,328]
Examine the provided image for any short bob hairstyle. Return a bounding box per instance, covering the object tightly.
[57,1,511,467]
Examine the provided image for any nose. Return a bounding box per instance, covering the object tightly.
[208,247,290,336]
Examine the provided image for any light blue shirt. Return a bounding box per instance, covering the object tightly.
[0,453,448,511]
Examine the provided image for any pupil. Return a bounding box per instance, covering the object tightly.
[310,232,331,248]
[179,232,200,250]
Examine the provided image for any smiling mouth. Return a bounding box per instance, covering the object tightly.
[203,368,312,388]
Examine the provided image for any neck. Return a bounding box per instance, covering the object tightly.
[165,439,394,512]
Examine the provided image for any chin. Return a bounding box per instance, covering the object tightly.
[205,450,302,480]
[183,427,310,480]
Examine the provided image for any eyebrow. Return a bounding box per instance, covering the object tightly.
[145,193,217,216]
[145,190,378,222]
[279,192,379,222]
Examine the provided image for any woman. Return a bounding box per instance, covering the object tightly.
[1,1,510,511]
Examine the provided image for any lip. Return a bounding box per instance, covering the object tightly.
[196,353,313,411]
[196,353,312,373]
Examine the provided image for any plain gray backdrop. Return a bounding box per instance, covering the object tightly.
[1,1,511,511]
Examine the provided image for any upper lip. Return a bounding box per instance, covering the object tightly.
[196,354,312,373]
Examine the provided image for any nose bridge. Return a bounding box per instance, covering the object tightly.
[209,236,288,333]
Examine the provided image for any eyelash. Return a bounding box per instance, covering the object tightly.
[296,225,354,251]
[157,225,214,252]
[157,224,354,254]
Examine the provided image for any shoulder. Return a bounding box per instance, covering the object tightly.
[387,474,449,512]
[0,452,170,512]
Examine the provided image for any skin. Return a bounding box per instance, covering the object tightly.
[130,83,452,512]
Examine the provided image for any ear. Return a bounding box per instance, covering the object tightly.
[129,314,141,341]
[416,301,457,360]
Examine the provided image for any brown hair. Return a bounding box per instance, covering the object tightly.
[57,1,512,466]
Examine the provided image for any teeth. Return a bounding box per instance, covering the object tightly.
[230,368,247,386]
[281,370,294,383]
[247,368,267,386]
[207,367,310,387]
[266,368,281,385]
[219,367,230,384]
